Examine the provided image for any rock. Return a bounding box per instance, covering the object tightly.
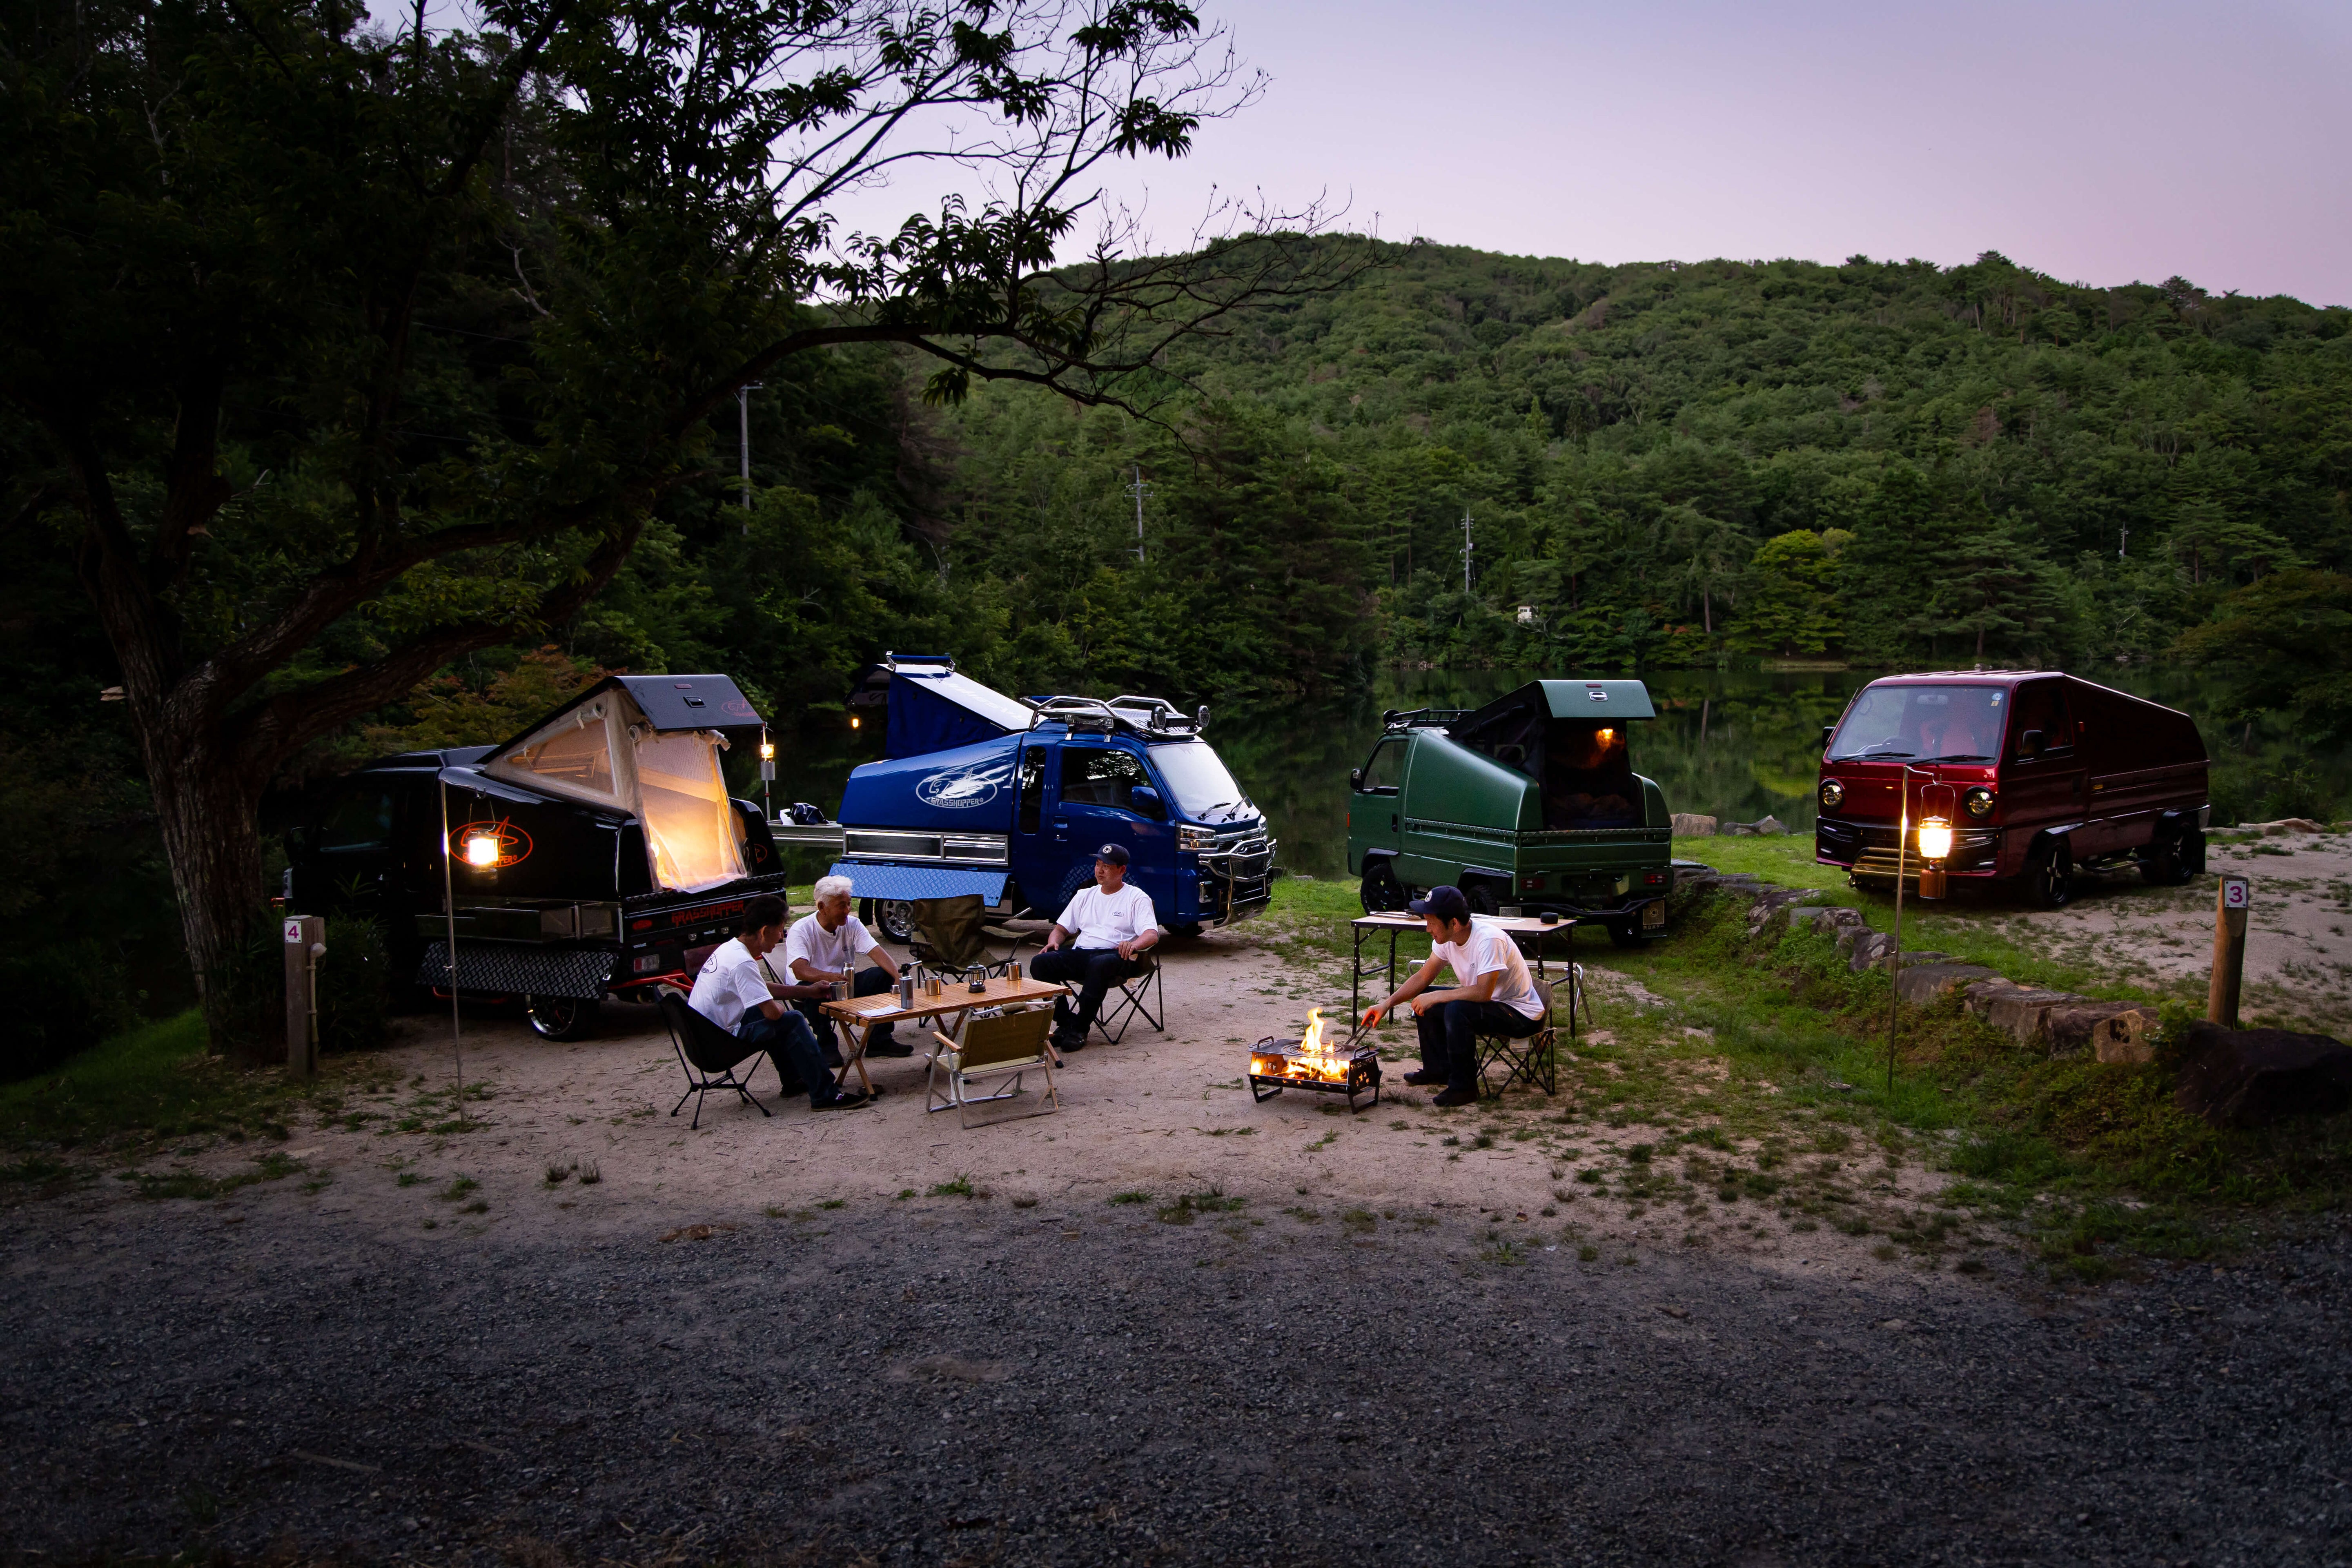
[1670,813,1719,837]
[1844,930,1892,971]
[2228,817,2323,837]
[1746,887,1826,937]
[1963,980,2087,1046]
[1894,962,2000,1006]
[2092,1013,2158,1066]
[1724,815,1789,837]
[2174,1021,2352,1127]
[1798,906,1867,940]
[2047,1001,2158,1060]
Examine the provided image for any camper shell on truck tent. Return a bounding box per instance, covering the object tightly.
[1347,678,1676,947]
[1813,670,2210,907]
[285,674,786,1040]
[820,655,1275,943]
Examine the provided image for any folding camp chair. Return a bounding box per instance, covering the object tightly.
[927,1006,1060,1127]
[657,987,773,1129]
[1473,978,1558,1096]
[1093,954,1164,1044]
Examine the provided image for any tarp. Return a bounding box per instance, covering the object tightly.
[827,862,1009,904]
[885,668,1034,759]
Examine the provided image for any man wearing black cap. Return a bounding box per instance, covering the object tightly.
[1030,843,1160,1053]
[1358,884,1544,1107]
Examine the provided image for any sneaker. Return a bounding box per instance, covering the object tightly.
[1432,1086,1481,1108]
[813,1088,871,1111]
[864,1039,914,1058]
[1402,1068,1446,1086]
[1053,1032,1087,1054]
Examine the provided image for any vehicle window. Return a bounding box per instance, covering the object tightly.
[1017,746,1048,835]
[2011,683,2075,757]
[317,788,396,852]
[1061,746,1149,809]
[1148,742,1253,822]
[1358,738,1408,794]
[1829,685,2006,762]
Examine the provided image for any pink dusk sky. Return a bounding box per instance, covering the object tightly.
[821,0,2350,305]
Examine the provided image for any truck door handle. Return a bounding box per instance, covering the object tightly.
[1390,814,1399,831]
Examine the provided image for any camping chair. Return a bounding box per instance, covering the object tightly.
[1473,978,1558,1097]
[657,987,773,1129]
[1093,953,1165,1045]
[927,1007,1060,1127]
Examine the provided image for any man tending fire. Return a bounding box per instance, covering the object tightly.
[1358,884,1546,1106]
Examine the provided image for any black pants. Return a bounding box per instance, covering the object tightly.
[1029,947,1143,1042]
[793,965,895,1061]
[735,1010,838,1108]
[1415,1000,1541,1094]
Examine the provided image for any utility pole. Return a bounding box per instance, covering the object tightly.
[737,382,765,530]
[1127,466,1149,563]
[2118,523,2129,560]
[1461,510,1474,594]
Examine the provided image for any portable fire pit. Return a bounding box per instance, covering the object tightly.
[1249,1009,1382,1112]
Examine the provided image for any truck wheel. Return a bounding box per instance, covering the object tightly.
[862,898,921,945]
[2025,842,2073,909]
[1167,922,1205,940]
[2139,832,2197,887]
[525,995,600,1041]
[1461,882,1501,916]
[1359,859,1406,914]
[1607,920,1644,949]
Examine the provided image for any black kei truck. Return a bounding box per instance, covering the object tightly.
[285,675,787,1040]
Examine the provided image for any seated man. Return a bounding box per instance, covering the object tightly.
[782,875,909,1059]
[1029,843,1159,1054]
[688,894,869,1111]
[1358,884,1544,1107]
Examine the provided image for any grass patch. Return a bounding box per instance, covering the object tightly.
[929,1174,983,1198]
[1108,1189,1151,1205]
[1157,1187,1245,1225]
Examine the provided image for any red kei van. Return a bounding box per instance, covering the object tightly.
[1813,672,2209,907]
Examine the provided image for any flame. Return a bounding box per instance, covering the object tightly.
[1251,1007,1354,1084]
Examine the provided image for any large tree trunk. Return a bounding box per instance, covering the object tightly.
[145,731,273,1060]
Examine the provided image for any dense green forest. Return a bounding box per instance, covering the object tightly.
[6,241,2349,1071]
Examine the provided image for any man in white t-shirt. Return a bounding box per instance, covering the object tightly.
[782,874,907,1059]
[1358,884,1544,1107]
[1030,842,1160,1053]
[688,894,869,1111]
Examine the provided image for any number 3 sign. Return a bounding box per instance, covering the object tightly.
[2221,877,2251,911]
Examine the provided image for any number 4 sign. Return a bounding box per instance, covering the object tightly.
[283,918,306,944]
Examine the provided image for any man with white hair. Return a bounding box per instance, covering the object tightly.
[783,874,909,1058]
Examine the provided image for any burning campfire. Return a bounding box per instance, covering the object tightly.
[1250,1008,1383,1111]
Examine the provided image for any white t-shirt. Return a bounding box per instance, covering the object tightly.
[689,937,776,1036]
[1056,882,1159,951]
[1431,920,1545,1020]
[782,911,873,980]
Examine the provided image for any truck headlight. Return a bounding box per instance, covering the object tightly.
[1178,824,1215,851]
[1964,786,1995,818]
[1819,779,1845,810]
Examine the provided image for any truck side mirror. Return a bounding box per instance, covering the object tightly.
[1350,768,1364,792]
[1129,785,1165,820]
[1820,724,1834,750]
[2018,729,2045,758]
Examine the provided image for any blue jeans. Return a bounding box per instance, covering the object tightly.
[737,1009,837,1107]
[1415,1000,1541,1094]
[793,964,896,1059]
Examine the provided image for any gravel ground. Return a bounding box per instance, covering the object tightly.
[4,1188,2348,1566]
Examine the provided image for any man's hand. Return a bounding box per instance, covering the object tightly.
[1359,1004,1385,1030]
[1116,939,1136,961]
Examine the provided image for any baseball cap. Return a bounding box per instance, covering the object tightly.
[1408,884,1470,922]
[1093,842,1131,866]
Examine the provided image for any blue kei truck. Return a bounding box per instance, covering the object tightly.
[801,655,1276,943]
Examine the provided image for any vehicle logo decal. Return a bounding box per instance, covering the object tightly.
[915,759,1012,810]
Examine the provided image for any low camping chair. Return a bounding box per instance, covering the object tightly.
[1093,954,1165,1045]
[657,987,773,1129]
[1473,978,1558,1097]
[927,1006,1060,1127]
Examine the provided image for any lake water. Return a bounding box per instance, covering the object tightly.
[767,664,2350,888]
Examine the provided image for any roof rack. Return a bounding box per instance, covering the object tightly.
[1382,706,1468,730]
[882,651,956,672]
[1033,693,1208,739]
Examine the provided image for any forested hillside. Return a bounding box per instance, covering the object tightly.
[6,241,2348,1066]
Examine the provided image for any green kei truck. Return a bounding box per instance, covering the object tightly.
[1346,678,1675,947]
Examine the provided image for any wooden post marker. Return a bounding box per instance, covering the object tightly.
[283,914,324,1078]
[2207,876,2250,1027]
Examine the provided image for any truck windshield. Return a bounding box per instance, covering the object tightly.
[1149,742,1254,823]
[1829,685,2007,762]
